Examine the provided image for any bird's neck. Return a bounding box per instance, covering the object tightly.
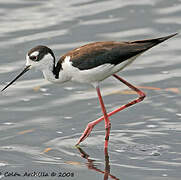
[42,62,70,83]
[42,65,57,83]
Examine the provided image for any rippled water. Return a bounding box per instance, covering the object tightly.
[0,0,181,179]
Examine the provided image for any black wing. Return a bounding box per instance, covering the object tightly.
[57,33,177,71]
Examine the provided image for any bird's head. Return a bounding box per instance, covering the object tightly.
[1,45,55,92]
[26,45,55,70]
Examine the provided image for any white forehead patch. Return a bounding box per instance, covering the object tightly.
[30,51,39,57]
[26,51,39,66]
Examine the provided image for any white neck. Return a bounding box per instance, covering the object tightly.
[42,66,57,83]
[27,53,70,84]
[42,65,71,84]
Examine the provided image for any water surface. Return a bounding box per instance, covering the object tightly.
[0,0,181,179]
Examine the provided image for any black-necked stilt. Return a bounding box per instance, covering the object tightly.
[1,33,177,149]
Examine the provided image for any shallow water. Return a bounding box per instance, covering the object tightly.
[0,0,181,179]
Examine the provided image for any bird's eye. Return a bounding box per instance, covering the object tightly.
[30,55,37,61]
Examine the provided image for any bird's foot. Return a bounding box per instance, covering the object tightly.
[76,122,95,145]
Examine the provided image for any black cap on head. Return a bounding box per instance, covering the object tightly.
[28,45,55,63]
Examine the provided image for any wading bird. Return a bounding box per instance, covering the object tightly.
[1,33,177,149]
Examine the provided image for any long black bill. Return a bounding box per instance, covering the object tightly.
[1,65,31,92]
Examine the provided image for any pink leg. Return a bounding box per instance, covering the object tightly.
[96,86,111,149]
[76,74,146,145]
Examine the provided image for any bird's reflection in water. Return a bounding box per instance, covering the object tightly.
[76,147,119,180]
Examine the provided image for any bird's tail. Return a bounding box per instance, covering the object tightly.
[132,33,178,44]
[130,33,178,51]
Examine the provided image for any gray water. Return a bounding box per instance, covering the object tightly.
[0,0,181,179]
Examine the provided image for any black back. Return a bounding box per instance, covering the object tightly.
[57,33,177,71]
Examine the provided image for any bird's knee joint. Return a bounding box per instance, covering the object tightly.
[87,122,94,128]
[140,92,146,101]
[105,122,111,130]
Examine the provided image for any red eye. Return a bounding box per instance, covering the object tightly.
[30,56,37,61]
